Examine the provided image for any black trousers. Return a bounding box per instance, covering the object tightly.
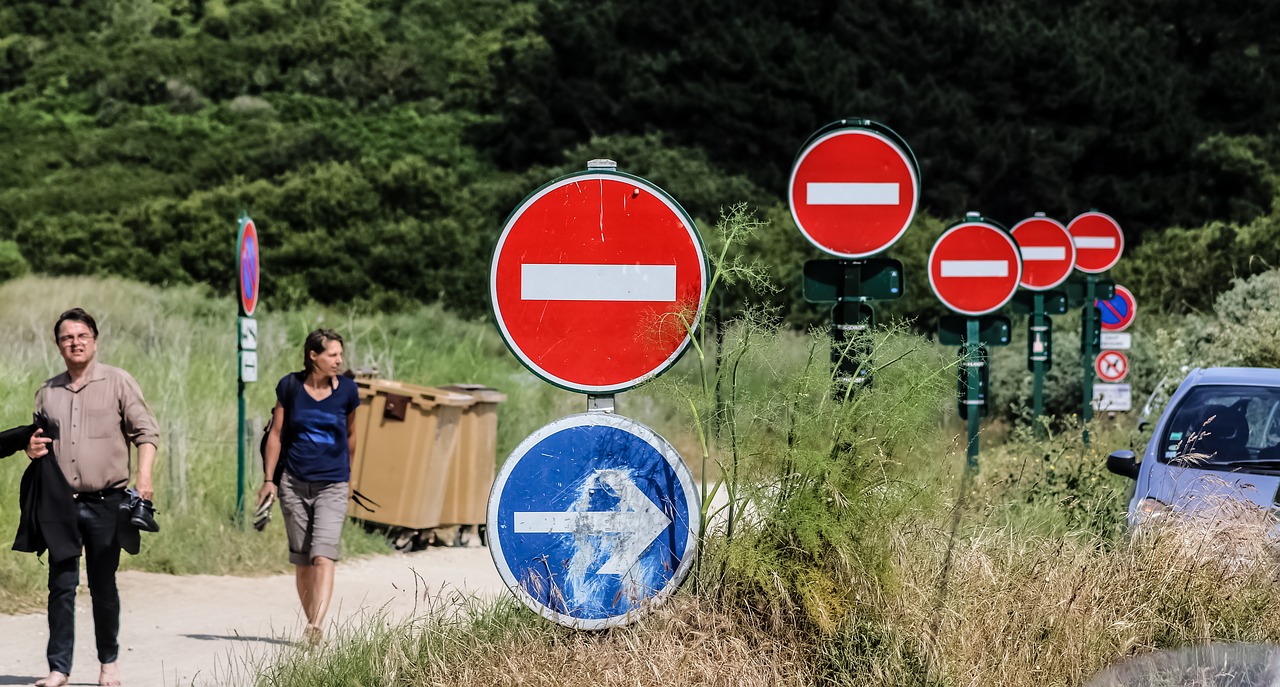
[47,491,123,674]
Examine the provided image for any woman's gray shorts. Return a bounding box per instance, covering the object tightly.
[279,471,347,565]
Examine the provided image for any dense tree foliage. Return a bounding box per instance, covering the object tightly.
[490,0,1280,232]
[0,0,1277,320]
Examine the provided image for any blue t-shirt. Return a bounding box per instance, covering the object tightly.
[278,374,360,483]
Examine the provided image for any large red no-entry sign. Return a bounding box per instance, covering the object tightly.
[788,125,919,258]
[490,171,707,393]
[1068,211,1124,273]
[929,219,1023,316]
[1010,215,1075,291]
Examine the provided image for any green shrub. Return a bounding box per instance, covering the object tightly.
[0,239,29,281]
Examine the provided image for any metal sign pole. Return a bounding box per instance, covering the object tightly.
[1030,293,1048,436]
[234,213,260,530]
[803,258,903,393]
[964,318,982,471]
[1081,274,1098,445]
[236,379,246,528]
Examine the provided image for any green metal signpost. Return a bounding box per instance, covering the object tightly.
[802,258,903,386]
[929,215,1022,469]
[1065,276,1116,444]
[1011,290,1067,426]
[235,214,260,528]
[1008,214,1076,432]
[788,119,919,393]
[961,320,985,470]
[940,314,1010,469]
[1066,210,1124,445]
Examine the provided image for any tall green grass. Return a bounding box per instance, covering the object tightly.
[0,274,691,612]
[246,207,1280,686]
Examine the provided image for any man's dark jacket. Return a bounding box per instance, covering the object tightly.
[2,424,140,562]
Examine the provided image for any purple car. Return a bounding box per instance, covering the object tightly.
[1107,367,1280,525]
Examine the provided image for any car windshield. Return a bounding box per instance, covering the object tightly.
[1158,384,1280,470]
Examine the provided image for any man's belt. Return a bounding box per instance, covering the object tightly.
[72,487,125,501]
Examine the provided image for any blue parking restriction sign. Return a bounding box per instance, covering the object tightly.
[1096,284,1136,332]
[487,413,700,630]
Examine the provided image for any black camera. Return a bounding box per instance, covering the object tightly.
[121,489,160,533]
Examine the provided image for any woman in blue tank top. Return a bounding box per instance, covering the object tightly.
[257,328,360,644]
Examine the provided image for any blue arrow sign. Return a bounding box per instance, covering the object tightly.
[487,413,700,630]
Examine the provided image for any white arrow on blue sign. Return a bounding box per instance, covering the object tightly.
[487,413,700,630]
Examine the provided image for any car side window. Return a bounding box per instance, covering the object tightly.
[1263,401,1280,442]
[1161,387,1280,466]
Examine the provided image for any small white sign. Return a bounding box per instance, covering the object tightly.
[238,317,258,351]
[1092,383,1131,412]
[1100,332,1131,350]
[239,350,258,383]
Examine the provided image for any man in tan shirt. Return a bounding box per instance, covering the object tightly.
[25,308,158,687]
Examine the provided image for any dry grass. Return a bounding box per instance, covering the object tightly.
[439,598,813,687]
[885,504,1280,687]
[257,592,819,687]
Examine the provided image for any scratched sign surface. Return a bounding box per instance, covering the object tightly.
[489,171,707,394]
[487,413,700,630]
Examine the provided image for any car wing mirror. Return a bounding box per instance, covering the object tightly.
[1107,450,1139,480]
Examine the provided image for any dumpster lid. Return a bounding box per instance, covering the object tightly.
[441,383,507,404]
[422,386,476,407]
[357,379,476,407]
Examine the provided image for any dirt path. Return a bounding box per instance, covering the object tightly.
[0,545,504,687]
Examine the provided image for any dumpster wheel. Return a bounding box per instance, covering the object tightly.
[453,525,472,548]
[389,528,417,552]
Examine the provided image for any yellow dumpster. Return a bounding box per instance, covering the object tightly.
[436,384,507,545]
[347,379,473,542]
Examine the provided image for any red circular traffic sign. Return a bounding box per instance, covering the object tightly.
[491,171,707,393]
[1068,211,1124,273]
[1095,350,1130,383]
[788,126,919,258]
[237,217,259,317]
[1010,216,1075,291]
[928,219,1022,316]
[1097,284,1137,332]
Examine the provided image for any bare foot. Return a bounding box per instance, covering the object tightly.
[35,672,68,687]
[303,624,323,647]
[98,662,121,687]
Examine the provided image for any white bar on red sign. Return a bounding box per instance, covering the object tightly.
[1020,246,1066,261]
[521,264,677,302]
[1074,236,1116,249]
[940,260,1009,278]
[806,182,899,205]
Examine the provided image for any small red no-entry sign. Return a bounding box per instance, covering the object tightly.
[1011,215,1075,291]
[490,170,707,393]
[1068,211,1124,273]
[928,219,1023,316]
[1095,350,1129,383]
[788,123,919,258]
